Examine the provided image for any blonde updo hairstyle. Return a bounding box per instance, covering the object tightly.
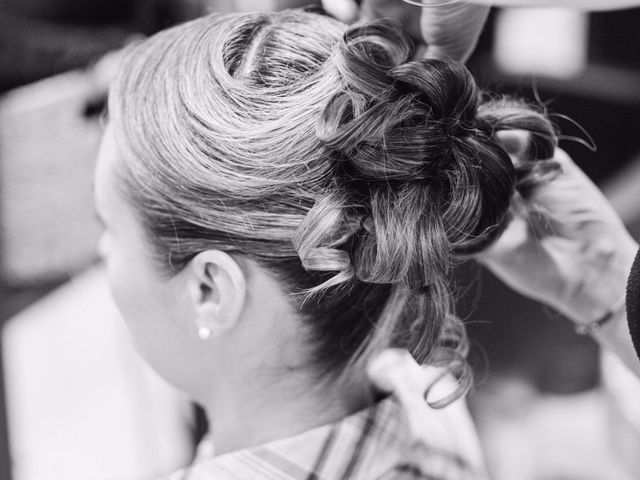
[109,9,557,406]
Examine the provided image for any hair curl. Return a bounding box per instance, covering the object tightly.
[108,10,558,406]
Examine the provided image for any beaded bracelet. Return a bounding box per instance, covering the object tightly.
[575,295,627,336]
[402,0,462,7]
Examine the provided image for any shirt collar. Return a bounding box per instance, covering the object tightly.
[169,351,487,480]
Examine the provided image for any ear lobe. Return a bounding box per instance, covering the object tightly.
[186,250,246,338]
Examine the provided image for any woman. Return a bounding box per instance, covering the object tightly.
[93,8,622,479]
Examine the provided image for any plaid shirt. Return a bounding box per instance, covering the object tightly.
[167,354,487,480]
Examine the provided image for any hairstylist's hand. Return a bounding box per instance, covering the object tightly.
[321,0,490,62]
[409,0,640,60]
[322,0,640,62]
[480,136,640,374]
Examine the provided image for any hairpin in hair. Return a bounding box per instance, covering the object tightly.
[402,0,461,6]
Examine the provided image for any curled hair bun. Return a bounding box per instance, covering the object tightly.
[110,10,559,398]
[307,19,558,291]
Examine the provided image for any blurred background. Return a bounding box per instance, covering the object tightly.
[0,1,639,479]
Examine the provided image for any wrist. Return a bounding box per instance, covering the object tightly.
[593,302,640,378]
[587,246,640,377]
[575,294,626,336]
[561,237,638,325]
[594,301,628,339]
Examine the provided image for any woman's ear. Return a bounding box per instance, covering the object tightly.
[185,250,246,339]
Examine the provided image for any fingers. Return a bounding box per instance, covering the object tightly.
[491,146,626,247]
[476,210,531,264]
[321,0,423,42]
[477,149,584,262]
[322,0,488,62]
[495,130,530,155]
[321,0,359,22]
[419,2,490,62]
[360,0,424,40]
[417,0,638,62]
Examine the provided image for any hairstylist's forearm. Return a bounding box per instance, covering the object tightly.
[479,145,640,379]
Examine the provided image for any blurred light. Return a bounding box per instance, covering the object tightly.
[494,8,589,80]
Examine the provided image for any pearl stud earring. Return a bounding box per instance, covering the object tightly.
[198,327,211,340]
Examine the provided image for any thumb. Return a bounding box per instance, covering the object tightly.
[321,0,359,22]
[420,2,490,62]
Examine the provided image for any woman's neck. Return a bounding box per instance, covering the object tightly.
[195,263,375,455]
[203,367,374,456]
